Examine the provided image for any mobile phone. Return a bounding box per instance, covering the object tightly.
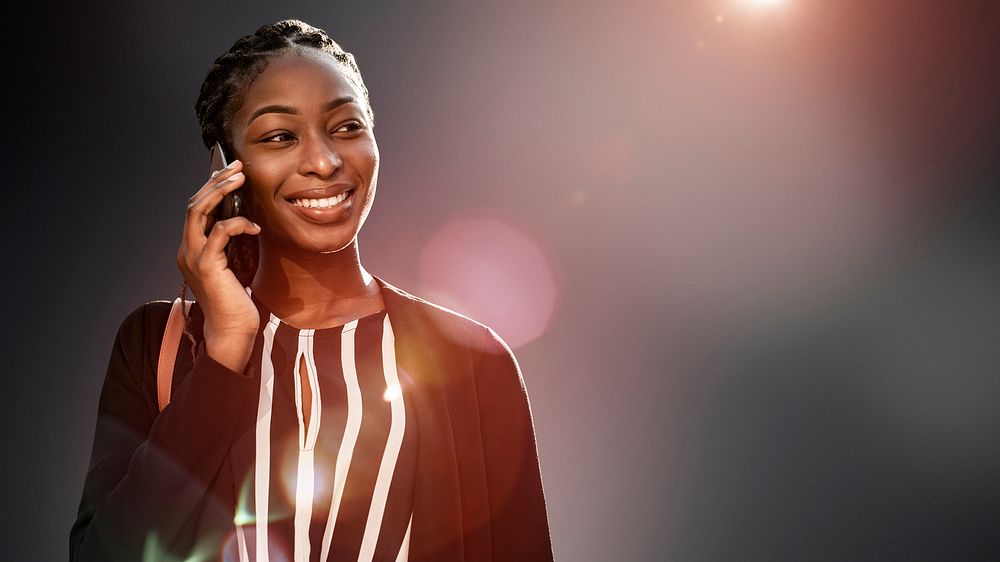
[208,141,245,227]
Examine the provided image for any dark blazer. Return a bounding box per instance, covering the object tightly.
[71,277,553,561]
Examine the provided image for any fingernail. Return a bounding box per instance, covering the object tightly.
[226,160,239,169]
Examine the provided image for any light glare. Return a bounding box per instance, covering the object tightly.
[383,384,401,402]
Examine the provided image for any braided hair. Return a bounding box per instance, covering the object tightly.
[180,20,373,342]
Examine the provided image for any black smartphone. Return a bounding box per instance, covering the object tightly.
[207,142,248,265]
[208,141,244,227]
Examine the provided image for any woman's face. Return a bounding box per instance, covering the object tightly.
[228,49,378,256]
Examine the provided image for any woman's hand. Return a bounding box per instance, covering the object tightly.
[177,160,261,373]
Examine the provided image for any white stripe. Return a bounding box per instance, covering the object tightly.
[304,332,322,449]
[293,330,320,562]
[395,513,413,562]
[292,336,306,450]
[236,525,250,562]
[319,319,364,561]
[293,449,315,562]
[359,315,406,561]
[254,318,278,562]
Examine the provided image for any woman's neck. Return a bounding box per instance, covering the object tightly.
[248,239,385,328]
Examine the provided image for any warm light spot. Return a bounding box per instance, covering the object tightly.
[311,454,335,503]
[383,384,401,401]
[277,433,302,506]
[221,527,292,561]
[233,472,255,526]
[742,0,785,7]
[715,14,724,22]
[419,217,558,349]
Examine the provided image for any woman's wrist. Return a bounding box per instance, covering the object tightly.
[203,332,256,373]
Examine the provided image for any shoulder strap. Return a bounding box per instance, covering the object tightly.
[157,298,192,412]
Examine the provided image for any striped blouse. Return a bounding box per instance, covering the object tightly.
[227,292,416,562]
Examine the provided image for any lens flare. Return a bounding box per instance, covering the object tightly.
[383,384,402,401]
[418,217,558,349]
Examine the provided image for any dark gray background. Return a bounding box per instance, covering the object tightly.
[5,1,1000,559]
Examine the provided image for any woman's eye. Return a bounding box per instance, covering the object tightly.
[262,132,294,143]
[334,121,365,134]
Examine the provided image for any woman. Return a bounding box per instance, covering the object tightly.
[71,20,551,561]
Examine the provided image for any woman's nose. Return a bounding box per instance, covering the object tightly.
[297,137,342,178]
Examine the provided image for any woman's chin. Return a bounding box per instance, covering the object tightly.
[260,232,359,259]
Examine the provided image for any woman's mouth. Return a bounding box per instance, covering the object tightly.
[289,190,352,208]
[285,189,355,223]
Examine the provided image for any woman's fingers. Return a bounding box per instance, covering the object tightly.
[188,166,243,211]
[203,216,261,258]
[177,215,260,286]
[187,162,244,214]
[183,165,245,244]
[178,160,249,269]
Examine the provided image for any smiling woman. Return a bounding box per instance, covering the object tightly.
[69,19,551,562]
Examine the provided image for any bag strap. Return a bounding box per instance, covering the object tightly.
[157,298,192,412]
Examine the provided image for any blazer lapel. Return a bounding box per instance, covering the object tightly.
[374,276,469,560]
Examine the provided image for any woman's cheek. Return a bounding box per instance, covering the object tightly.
[365,144,380,187]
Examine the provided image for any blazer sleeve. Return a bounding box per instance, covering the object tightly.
[473,326,554,560]
[70,303,254,561]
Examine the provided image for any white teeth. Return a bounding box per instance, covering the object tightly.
[292,191,350,208]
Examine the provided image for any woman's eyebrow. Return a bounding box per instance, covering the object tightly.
[246,104,296,127]
[324,96,357,111]
[246,97,358,128]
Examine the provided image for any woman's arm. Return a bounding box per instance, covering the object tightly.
[70,303,253,561]
[71,158,261,560]
[473,326,554,560]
